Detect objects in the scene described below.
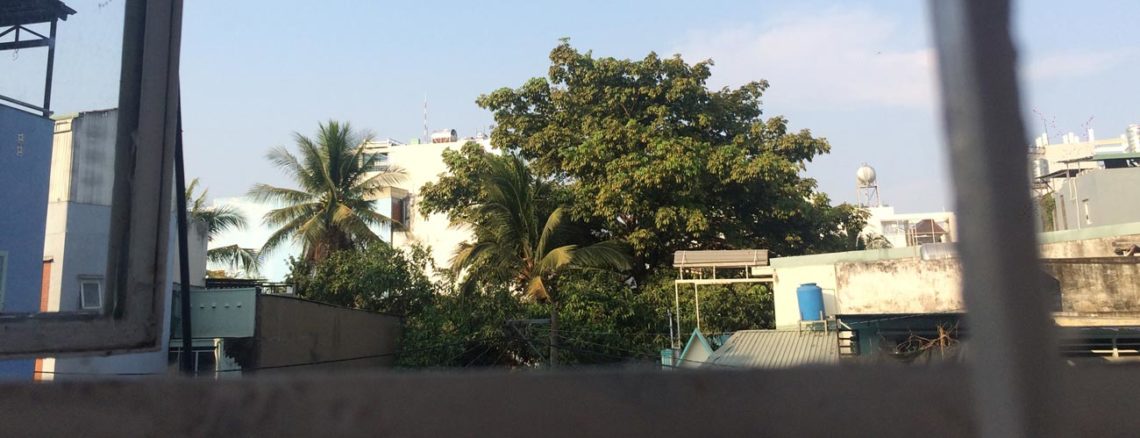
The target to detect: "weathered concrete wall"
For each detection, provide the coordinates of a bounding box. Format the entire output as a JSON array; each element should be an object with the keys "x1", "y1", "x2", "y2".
[
  {"x1": 835, "y1": 259, "x2": 964, "y2": 314},
  {"x1": 253, "y1": 295, "x2": 402, "y2": 372},
  {"x1": 1043, "y1": 260, "x2": 1140, "y2": 314},
  {"x1": 768, "y1": 224, "x2": 1140, "y2": 323},
  {"x1": 48, "y1": 110, "x2": 117, "y2": 206}
]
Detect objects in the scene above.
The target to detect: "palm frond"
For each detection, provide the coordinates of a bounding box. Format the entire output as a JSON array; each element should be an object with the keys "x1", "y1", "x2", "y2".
[
  {"x1": 330, "y1": 202, "x2": 382, "y2": 246},
  {"x1": 568, "y1": 240, "x2": 632, "y2": 271},
  {"x1": 207, "y1": 244, "x2": 261, "y2": 274},
  {"x1": 536, "y1": 206, "x2": 567, "y2": 257},
  {"x1": 525, "y1": 275, "x2": 550, "y2": 301},
  {"x1": 357, "y1": 167, "x2": 407, "y2": 193},
  {"x1": 534, "y1": 244, "x2": 577, "y2": 278}
]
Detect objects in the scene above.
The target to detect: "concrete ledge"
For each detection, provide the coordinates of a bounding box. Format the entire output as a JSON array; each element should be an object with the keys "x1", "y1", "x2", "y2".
[
  {"x1": 1039, "y1": 222, "x2": 1140, "y2": 245},
  {"x1": 1, "y1": 366, "x2": 1139, "y2": 436}
]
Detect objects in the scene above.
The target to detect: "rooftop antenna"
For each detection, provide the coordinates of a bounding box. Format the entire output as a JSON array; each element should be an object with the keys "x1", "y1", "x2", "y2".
[
  {"x1": 423, "y1": 94, "x2": 429, "y2": 144},
  {"x1": 1032, "y1": 108, "x2": 1051, "y2": 141}
]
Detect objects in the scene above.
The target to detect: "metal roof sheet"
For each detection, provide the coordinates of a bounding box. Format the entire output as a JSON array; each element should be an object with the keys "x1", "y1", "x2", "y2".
[
  {"x1": 0, "y1": 0, "x2": 76, "y2": 27},
  {"x1": 673, "y1": 250, "x2": 769, "y2": 268},
  {"x1": 703, "y1": 330, "x2": 838, "y2": 369}
]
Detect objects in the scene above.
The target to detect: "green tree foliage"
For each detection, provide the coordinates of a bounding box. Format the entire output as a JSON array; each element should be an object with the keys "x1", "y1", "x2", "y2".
[
  {"x1": 638, "y1": 273, "x2": 775, "y2": 337},
  {"x1": 287, "y1": 244, "x2": 435, "y2": 316},
  {"x1": 396, "y1": 270, "x2": 775, "y2": 368},
  {"x1": 185, "y1": 178, "x2": 260, "y2": 276},
  {"x1": 473, "y1": 42, "x2": 866, "y2": 278},
  {"x1": 397, "y1": 284, "x2": 532, "y2": 368},
  {"x1": 1037, "y1": 193, "x2": 1056, "y2": 232},
  {"x1": 448, "y1": 154, "x2": 631, "y2": 366},
  {"x1": 249, "y1": 120, "x2": 404, "y2": 263}
]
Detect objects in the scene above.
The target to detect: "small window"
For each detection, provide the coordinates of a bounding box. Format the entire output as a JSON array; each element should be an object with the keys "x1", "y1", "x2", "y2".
[
  {"x1": 80, "y1": 279, "x2": 102, "y2": 311},
  {"x1": 1082, "y1": 199, "x2": 1092, "y2": 225}
]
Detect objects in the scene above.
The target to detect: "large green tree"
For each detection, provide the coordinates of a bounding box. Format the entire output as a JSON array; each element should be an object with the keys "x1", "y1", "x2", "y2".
[
  {"x1": 287, "y1": 244, "x2": 435, "y2": 316},
  {"x1": 449, "y1": 154, "x2": 631, "y2": 367},
  {"x1": 472, "y1": 42, "x2": 865, "y2": 279},
  {"x1": 186, "y1": 178, "x2": 260, "y2": 275},
  {"x1": 249, "y1": 120, "x2": 404, "y2": 263}
]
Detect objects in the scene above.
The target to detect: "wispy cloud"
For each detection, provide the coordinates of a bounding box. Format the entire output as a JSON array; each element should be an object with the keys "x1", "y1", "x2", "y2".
[
  {"x1": 672, "y1": 8, "x2": 937, "y2": 110},
  {"x1": 1025, "y1": 49, "x2": 1134, "y2": 81}
]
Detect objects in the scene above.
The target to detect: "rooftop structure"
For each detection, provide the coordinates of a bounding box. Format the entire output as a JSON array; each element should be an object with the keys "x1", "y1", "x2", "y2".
[
  {"x1": 0, "y1": 0, "x2": 76, "y2": 116},
  {"x1": 863, "y1": 206, "x2": 957, "y2": 248}
]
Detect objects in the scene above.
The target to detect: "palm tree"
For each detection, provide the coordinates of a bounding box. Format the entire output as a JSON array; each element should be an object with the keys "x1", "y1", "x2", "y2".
[
  {"x1": 451, "y1": 155, "x2": 630, "y2": 367},
  {"x1": 249, "y1": 120, "x2": 404, "y2": 263},
  {"x1": 185, "y1": 178, "x2": 260, "y2": 275}
]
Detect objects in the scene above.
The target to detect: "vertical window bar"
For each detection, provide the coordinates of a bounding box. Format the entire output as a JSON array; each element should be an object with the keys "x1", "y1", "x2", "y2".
[{"x1": 930, "y1": 1, "x2": 1061, "y2": 437}]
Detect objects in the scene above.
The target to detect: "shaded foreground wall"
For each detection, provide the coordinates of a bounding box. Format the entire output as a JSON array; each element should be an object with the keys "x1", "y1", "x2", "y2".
[{"x1": 253, "y1": 295, "x2": 402, "y2": 372}]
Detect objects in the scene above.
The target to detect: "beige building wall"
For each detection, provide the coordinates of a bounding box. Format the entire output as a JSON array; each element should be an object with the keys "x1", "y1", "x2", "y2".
[
  {"x1": 362, "y1": 137, "x2": 492, "y2": 272},
  {"x1": 835, "y1": 259, "x2": 964, "y2": 315}
]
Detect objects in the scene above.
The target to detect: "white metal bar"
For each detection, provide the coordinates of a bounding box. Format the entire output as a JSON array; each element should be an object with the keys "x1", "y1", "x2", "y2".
[
  {"x1": 674, "y1": 278, "x2": 774, "y2": 285},
  {"x1": 930, "y1": 1, "x2": 1061, "y2": 436},
  {"x1": 693, "y1": 283, "x2": 701, "y2": 332},
  {"x1": 673, "y1": 276, "x2": 681, "y2": 348}
]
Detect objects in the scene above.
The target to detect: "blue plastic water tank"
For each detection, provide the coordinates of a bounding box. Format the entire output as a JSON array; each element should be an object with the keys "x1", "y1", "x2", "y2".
[{"x1": 796, "y1": 283, "x2": 825, "y2": 321}]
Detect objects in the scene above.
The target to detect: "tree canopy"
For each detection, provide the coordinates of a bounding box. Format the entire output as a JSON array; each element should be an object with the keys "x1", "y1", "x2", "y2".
[
  {"x1": 288, "y1": 244, "x2": 436, "y2": 316},
  {"x1": 430, "y1": 42, "x2": 865, "y2": 280}
]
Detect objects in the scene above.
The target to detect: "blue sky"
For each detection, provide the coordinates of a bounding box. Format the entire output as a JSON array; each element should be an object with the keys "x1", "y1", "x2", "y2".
[
  {"x1": 4, "y1": 0, "x2": 1138, "y2": 277},
  {"x1": 171, "y1": 0, "x2": 1137, "y2": 212}
]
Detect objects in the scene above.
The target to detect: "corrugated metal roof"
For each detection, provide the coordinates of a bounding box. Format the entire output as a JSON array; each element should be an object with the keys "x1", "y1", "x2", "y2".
[
  {"x1": 704, "y1": 330, "x2": 838, "y2": 369},
  {"x1": 0, "y1": 0, "x2": 76, "y2": 27},
  {"x1": 673, "y1": 250, "x2": 769, "y2": 268}
]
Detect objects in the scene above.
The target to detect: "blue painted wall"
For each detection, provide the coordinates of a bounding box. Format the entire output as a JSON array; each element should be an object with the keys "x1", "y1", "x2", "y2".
[{"x1": 0, "y1": 105, "x2": 54, "y2": 379}]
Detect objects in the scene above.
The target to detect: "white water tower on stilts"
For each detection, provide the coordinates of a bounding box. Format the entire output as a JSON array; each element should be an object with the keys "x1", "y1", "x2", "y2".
[{"x1": 856, "y1": 164, "x2": 881, "y2": 208}]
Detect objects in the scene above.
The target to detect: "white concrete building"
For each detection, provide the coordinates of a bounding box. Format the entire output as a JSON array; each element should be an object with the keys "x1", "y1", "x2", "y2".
[
  {"x1": 362, "y1": 130, "x2": 492, "y2": 272},
  {"x1": 1030, "y1": 124, "x2": 1140, "y2": 231},
  {"x1": 1029, "y1": 125, "x2": 1137, "y2": 183},
  {"x1": 862, "y1": 206, "x2": 957, "y2": 249}
]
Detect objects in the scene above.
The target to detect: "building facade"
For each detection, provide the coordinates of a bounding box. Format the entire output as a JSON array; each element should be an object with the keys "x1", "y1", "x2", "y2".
[
  {"x1": 0, "y1": 104, "x2": 55, "y2": 379},
  {"x1": 35, "y1": 109, "x2": 207, "y2": 380},
  {"x1": 1031, "y1": 124, "x2": 1140, "y2": 231},
  {"x1": 361, "y1": 130, "x2": 492, "y2": 272},
  {"x1": 862, "y1": 206, "x2": 957, "y2": 248}
]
